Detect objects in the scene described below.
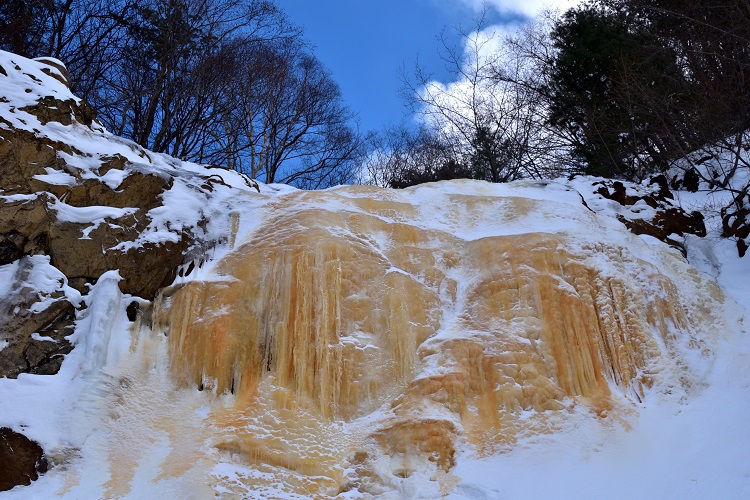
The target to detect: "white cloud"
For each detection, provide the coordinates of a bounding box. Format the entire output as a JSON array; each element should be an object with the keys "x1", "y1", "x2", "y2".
[
  {"x1": 411, "y1": 2, "x2": 578, "y2": 171},
  {"x1": 458, "y1": 0, "x2": 581, "y2": 18}
]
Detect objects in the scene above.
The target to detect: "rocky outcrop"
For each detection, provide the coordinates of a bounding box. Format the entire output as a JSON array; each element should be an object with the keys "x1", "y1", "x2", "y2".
[
  {"x1": 670, "y1": 167, "x2": 701, "y2": 192},
  {"x1": 0, "y1": 256, "x2": 77, "y2": 378},
  {"x1": 0, "y1": 102, "x2": 187, "y2": 298},
  {"x1": 19, "y1": 95, "x2": 97, "y2": 127},
  {"x1": 0, "y1": 100, "x2": 190, "y2": 384},
  {"x1": 0, "y1": 428, "x2": 47, "y2": 492},
  {"x1": 0, "y1": 49, "x2": 255, "y2": 493},
  {"x1": 721, "y1": 190, "x2": 750, "y2": 257},
  {"x1": 590, "y1": 175, "x2": 706, "y2": 255},
  {"x1": 0, "y1": 51, "x2": 234, "y2": 391}
]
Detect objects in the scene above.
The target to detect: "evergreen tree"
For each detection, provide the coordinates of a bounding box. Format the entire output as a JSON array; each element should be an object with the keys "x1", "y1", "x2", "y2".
[
  {"x1": 547, "y1": 5, "x2": 687, "y2": 179},
  {"x1": 547, "y1": 0, "x2": 750, "y2": 180}
]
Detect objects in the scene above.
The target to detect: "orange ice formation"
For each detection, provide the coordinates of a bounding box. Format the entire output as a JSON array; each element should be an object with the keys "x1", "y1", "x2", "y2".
[{"x1": 154, "y1": 180, "x2": 723, "y2": 497}]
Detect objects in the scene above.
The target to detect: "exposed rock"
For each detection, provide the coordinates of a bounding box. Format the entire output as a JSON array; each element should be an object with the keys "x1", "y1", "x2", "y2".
[
  {"x1": 721, "y1": 191, "x2": 750, "y2": 257},
  {"x1": 0, "y1": 128, "x2": 72, "y2": 196},
  {"x1": 2, "y1": 299, "x2": 75, "y2": 377},
  {"x1": 126, "y1": 301, "x2": 140, "y2": 321},
  {"x1": 671, "y1": 167, "x2": 701, "y2": 192},
  {"x1": 595, "y1": 176, "x2": 674, "y2": 208},
  {"x1": 46, "y1": 226, "x2": 190, "y2": 298},
  {"x1": 0, "y1": 49, "x2": 258, "y2": 383},
  {"x1": 0, "y1": 184, "x2": 186, "y2": 299},
  {"x1": 0, "y1": 428, "x2": 47, "y2": 491},
  {"x1": 0, "y1": 256, "x2": 76, "y2": 378},
  {"x1": 621, "y1": 208, "x2": 706, "y2": 251},
  {"x1": 0, "y1": 233, "x2": 25, "y2": 263},
  {"x1": 0, "y1": 196, "x2": 52, "y2": 265},
  {"x1": 19, "y1": 96, "x2": 96, "y2": 127},
  {"x1": 0, "y1": 104, "x2": 190, "y2": 298},
  {"x1": 592, "y1": 175, "x2": 706, "y2": 255},
  {"x1": 63, "y1": 165, "x2": 171, "y2": 210}
]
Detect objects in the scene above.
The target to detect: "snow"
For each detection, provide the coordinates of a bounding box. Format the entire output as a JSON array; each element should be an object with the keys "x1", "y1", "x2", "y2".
[
  {"x1": 449, "y1": 331, "x2": 750, "y2": 500},
  {"x1": 1, "y1": 49, "x2": 749, "y2": 499},
  {"x1": 4, "y1": 175, "x2": 750, "y2": 498},
  {"x1": 32, "y1": 168, "x2": 77, "y2": 187},
  {"x1": 50, "y1": 198, "x2": 138, "y2": 224},
  {"x1": 0, "y1": 255, "x2": 82, "y2": 314},
  {"x1": 0, "y1": 52, "x2": 77, "y2": 113}
]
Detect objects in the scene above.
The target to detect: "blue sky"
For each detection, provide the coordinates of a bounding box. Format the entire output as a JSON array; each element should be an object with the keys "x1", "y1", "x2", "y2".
[
  {"x1": 281, "y1": 1, "x2": 578, "y2": 133},
  {"x1": 281, "y1": 1, "x2": 509, "y2": 133}
]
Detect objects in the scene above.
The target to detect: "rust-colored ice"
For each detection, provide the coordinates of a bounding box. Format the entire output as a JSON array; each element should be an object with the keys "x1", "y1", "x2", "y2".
[{"x1": 153, "y1": 184, "x2": 721, "y2": 496}]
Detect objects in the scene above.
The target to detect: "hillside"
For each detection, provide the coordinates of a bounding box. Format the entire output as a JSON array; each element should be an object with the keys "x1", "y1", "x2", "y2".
[{"x1": 1, "y1": 50, "x2": 749, "y2": 499}]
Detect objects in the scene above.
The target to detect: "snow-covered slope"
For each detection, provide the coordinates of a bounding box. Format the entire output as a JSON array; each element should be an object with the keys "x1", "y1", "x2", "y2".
[{"x1": 1, "y1": 50, "x2": 749, "y2": 499}]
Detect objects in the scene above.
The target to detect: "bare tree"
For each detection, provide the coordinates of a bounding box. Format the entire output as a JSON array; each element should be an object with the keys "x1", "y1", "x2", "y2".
[
  {"x1": 206, "y1": 36, "x2": 363, "y2": 187},
  {"x1": 98, "y1": 1, "x2": 285, "y2": 151},
  {"x1": 497, "y1": 11, "x2": 574, "y2": 178},
  {"x1": 1, "y1": 0, "x2": 363, "y2": 189},
  {"x1": 400, "y1": 11, "x2": 557, "y2": 184},
  {"x1": 0, "y1": 0, "x2": 136, "y2": 103},
  {"x1": 0, "y1": 0, "x2": 55, "y2": 58},
  {"x1": 357, "y1": 125, "x2": 460, "y2": 188}
]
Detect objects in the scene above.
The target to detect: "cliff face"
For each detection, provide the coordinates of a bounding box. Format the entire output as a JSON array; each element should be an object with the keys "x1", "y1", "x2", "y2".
[
  {"x1": 0, "y1": 49, "x2": 742, "y2": 498},
  {"x1": 153, "y1": 183, "x2": 724, "y2": 497},
  {"x1": 0, "y1": 51, "x2": 255, "y2": 492},
  {"x1": 0, "y1": 50, "x2": 255, "y2": 380}
]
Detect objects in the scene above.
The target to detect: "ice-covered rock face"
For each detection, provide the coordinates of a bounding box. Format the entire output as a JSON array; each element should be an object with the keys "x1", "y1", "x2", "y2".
[
  {"x1": 154, "y1": 181, "x2": 724, "y2": 497},
  {"x1": 0, "y1": 48, "x2": 737, "y2": 497},
  {"x1": 0, "y1": 49, "x2": 256, "y2": 382}
]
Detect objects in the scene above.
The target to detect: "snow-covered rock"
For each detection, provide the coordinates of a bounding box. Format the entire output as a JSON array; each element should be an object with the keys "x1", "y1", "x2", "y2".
[{"x1": 0, "y1": 50, "x2": 259, "y2": 385}]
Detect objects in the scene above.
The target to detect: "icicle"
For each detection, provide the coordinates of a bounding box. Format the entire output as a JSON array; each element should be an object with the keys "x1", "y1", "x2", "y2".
[{"x1": 149, "y1": 186, "x2": 722, "y2": 496}]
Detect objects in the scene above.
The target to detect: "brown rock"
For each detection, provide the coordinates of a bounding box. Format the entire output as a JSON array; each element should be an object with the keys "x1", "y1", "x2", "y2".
[
  {"x1": 46, "y1": 217, "x2": 189, "y2": 298},
  {"x1": 0, "y1": 196, "x2": 51, "y2": 265},
  {"x1": 0, "y1": 428, "x2": 47, "y2": 491},
  {"x1": 19, "y1": 96, "x2": 96, "y2": 127},
  {"x1": 0, "y1": 128, "x2": 71, "y2": 196},
  {"x1": 721, "y1": 191, "x2": 750, "y2": 257},
  {"x1": 0, "y1": 66, "x2": 205, "y2": 379},
  {"x1": 1, "y1": 124, "x2": 189, "y2": 298},
  {"x1": 593, "y1": 176, "x2": 706, "y2": 255},
  {"x1": 0, "y1": 257, "x2": 75, "y2": 378},
  {"x1": 64, "y1": 171, "x2": 171, "y2": 210}
]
